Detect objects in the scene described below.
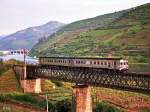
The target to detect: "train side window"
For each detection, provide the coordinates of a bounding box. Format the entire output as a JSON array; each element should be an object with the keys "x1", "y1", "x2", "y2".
[
  {"x1": 94, "y1": 61, "x2": 96, "y2": 64},
  {"x1": 108, "y1": 62, "x2": 111, "y2": 67},
  {"x1": 104, "y1": 62, "x2": 107, "y2": 65},
  {"x1": 97, "y1": 61, "x2": 99, "y2": 64},
  {"x1": 81, "y1": 61, "x2": 85, "y2": 64},
  {"x1": 90, "y1": 61, "x2": 92, "y2": 64},
  {"x1": 101, "y1": 62, "x2": 103, "y2": 65},
  {"x1": 83, "y1": 61, "x2": 86, "y2": 64},
  {"x1": 114, "y1": 61, "x2": 116, "y2": 65}
]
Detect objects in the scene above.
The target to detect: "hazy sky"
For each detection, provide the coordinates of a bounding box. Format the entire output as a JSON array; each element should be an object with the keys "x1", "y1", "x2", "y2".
[{"x1": 0, "y1": 0, "x2": 149, "y2": 35}]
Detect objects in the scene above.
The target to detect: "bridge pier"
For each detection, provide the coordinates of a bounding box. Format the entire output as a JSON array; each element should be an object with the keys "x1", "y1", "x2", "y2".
[
  {"x1": 72, "y1": 85, "x2": 92, "y2": 112},
  {"x1": 20, "y1": 78, "x2": 41, "y2": 93}
]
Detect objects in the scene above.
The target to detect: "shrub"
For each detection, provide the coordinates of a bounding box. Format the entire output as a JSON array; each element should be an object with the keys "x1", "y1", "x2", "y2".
[
  {"x1": 51, "y1": 80, "x2": 63, "y2": 87},
  {"x1": 95, "y1": 102, "x2": 120, "y2": 112},
  {"x1": 55, "y1": 99, "x2": 71, "y2": 112},
  {"x1": 140, "y1": 107, "x2": 150, "y2": 112}
]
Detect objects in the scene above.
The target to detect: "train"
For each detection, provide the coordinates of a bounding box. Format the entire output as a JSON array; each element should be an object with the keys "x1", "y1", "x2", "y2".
[{"x1": 39, "y1": 57, "x2": 129, "y2": 71}]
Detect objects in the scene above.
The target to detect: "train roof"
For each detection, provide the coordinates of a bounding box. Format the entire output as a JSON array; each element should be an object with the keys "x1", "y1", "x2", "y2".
[{"x1": 39, "y1": 57, "x2": 123, "y2": 60}]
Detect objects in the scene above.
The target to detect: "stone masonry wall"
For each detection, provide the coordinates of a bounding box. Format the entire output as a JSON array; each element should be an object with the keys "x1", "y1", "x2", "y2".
[
  {"x1": 20, "y1": 78, "x2": 41, "y2": 93},
  {"x1": 73, "y1": 85, "x2": 92, "y2": 112}
]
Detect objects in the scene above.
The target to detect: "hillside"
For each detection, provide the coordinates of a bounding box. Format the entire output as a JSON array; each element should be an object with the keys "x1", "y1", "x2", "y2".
[
  {"x1": 30, "y1": 3, "x2": 150, "y2": 64},
  {"x1": 30, "y1": 10, "x2": 129, "y2": 56},
  {"x1": 0, "y1": 69, "x2": 22, "y2": 93},
  {"x1": 0, "y1": 21, "x2": 64, "y2": 50},
  {"x1": 57, "y1": 10, "x2": 129, "y2": 33}
]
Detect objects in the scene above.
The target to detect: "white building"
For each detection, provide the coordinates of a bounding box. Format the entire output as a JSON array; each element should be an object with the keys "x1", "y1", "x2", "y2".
[{"x1": 0, "y1": 49, "x2": 29, "y2": 55}]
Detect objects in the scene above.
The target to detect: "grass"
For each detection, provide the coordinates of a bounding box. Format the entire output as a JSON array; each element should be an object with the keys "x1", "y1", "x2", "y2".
[
  {"x1": 0, "y1": 68, "x2": 7, "y2": 76},
  {"x1": 95, "y1": 101, "x2": 121, "y2": 112},
  {"x1": 140, "y1": 107, "x2": 150, "y2": 112},
  {"x1": 41, "y1": 79, "x2": 72, "y2": 103},
  {"x1": 0, "y1": 93, "x2": 53, "y2": 110}
]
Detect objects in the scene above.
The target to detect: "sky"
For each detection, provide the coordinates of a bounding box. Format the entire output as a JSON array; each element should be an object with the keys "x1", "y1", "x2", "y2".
[{"x1": 0, "y1": 0, "x2": 150, "y2": 35}]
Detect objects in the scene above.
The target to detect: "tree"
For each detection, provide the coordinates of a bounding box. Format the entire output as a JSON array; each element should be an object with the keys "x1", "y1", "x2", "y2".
[{"x1": 55, "y1": 99, "x2": 71, "y2": 112}]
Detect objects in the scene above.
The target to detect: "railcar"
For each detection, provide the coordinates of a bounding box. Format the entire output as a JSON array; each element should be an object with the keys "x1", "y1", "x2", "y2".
[{"x1": 39, "y1": 57, "x2": 128, "y2": 71}]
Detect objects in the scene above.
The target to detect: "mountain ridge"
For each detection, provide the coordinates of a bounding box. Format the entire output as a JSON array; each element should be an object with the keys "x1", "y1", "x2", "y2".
[{"x1": 0, "y1": 21, "x2": 65, "y2": 50}]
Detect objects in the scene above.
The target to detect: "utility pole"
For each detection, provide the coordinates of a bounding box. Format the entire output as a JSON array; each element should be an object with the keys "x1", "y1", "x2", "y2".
[
  {"x1": 46, "y1": 93, "x2": 49, "y2": 112},
  {"x1": 23, "y1": 48, "x2": 27, "y2": 93},
  {"x1": 24, "y1": 48, "x2": 26, "y2": 79}
]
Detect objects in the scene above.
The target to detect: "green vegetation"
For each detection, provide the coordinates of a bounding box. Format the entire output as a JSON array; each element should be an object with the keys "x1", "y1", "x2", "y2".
[
  {"x1": 95, "y1": 102, "x2": 120, "y2": 112},
  {"x1": 0, "y1": 68, "x2": 7, "y2": 76},
  {"x1": 57, "y1": 10, "x2": 128, "y2": 33},
  {"x1": 55, "y1": 99, "x2": 71, "y2": 112},
  {"x1": 140, "y1": 107, "x2": 150, "y2": 112},
  {"x1": 0, "y1": 90, "x2": 71, "y2": 111},
  {"x1": 0, "y1": 93, "x2": 55, "y2": 112}
]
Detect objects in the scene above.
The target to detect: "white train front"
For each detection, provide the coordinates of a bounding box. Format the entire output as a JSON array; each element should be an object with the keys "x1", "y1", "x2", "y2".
[{"x1": 39, "y1": 57, "x2": 129, "y2": 71}]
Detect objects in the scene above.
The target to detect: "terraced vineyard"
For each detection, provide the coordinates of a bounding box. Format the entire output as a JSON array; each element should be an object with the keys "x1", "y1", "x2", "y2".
[
  {"x1": 0, "y1": 69, "x2": 22, "y2": 93},
  {"x1": 41, "y1": 79, "x2": 72, "y2": 103},
  {"x1": 92, "y1": 87, "x2": 150, "y2": 112}
]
